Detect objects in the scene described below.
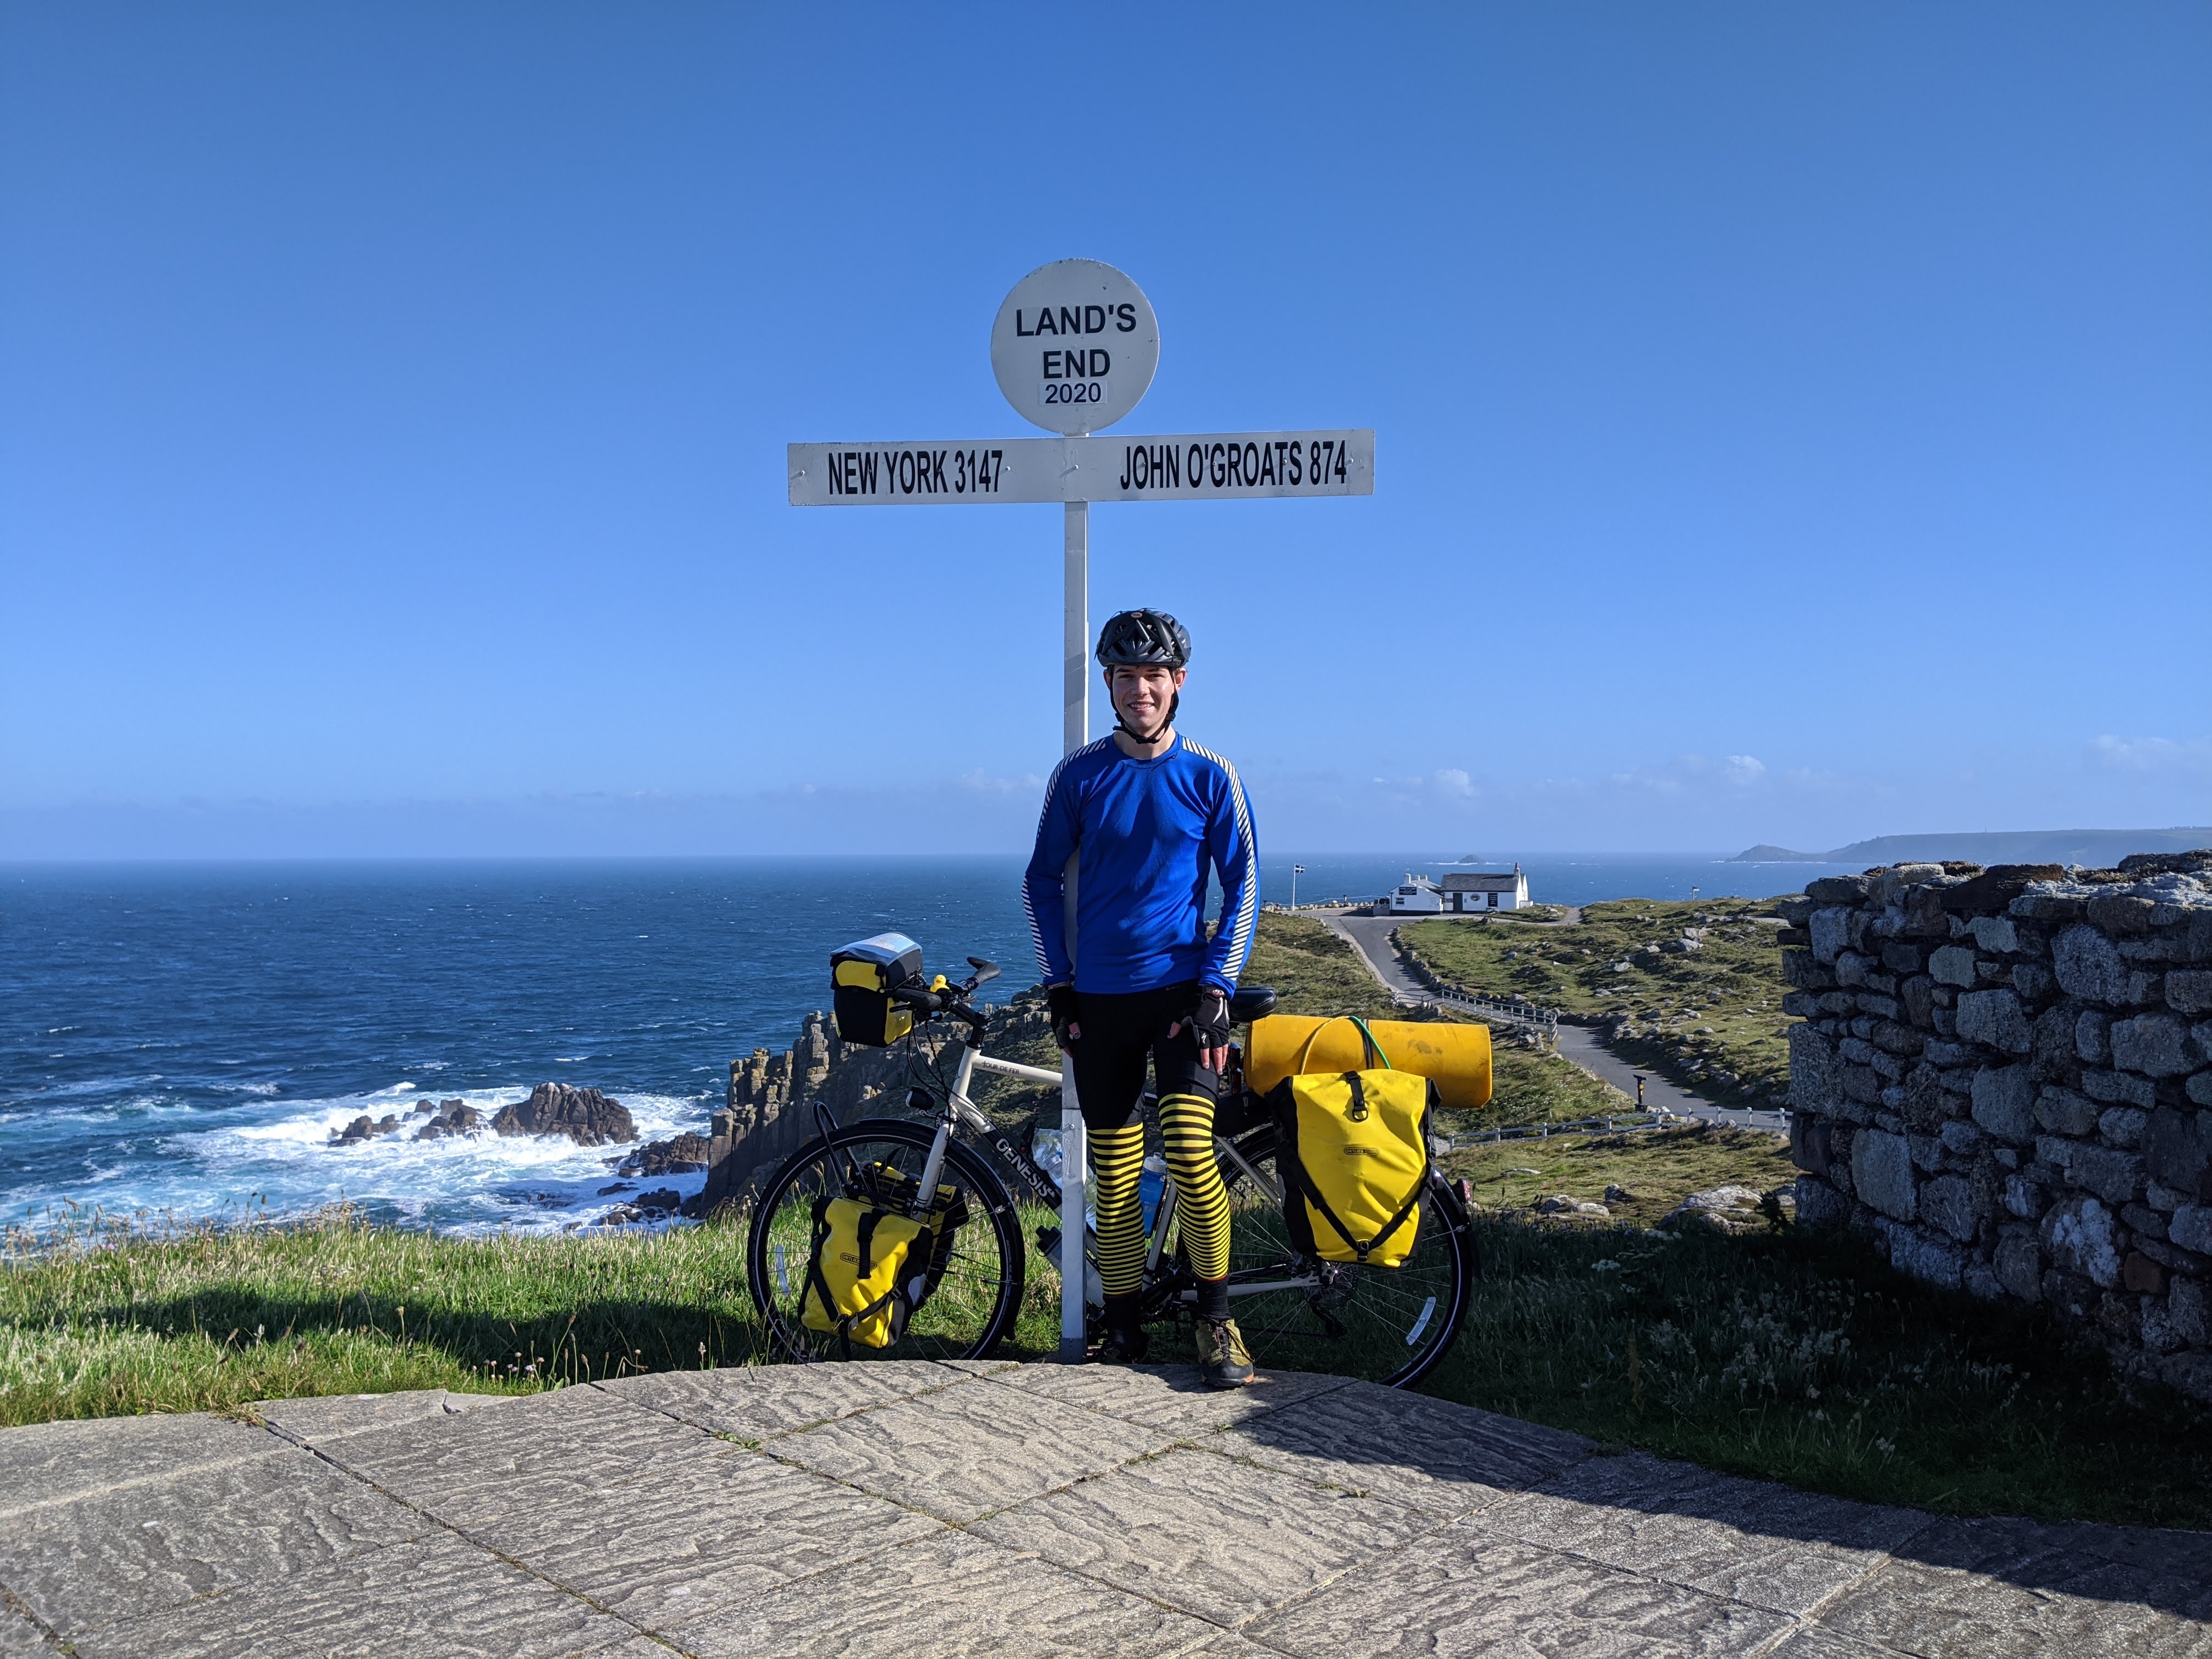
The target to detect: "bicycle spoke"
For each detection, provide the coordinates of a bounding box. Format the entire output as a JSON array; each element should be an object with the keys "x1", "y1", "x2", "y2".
[
  {"x1": 1199, "y1": 1150, "x2": 1469, "y2": 1386},
  {"x1": 747, "y1": 1124, "x2": 1024, "y2": 1365}
]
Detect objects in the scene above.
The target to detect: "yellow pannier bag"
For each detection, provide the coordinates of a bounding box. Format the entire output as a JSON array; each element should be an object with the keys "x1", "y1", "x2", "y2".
[
  {"x1": 798, "y1": 1196, "x2": 935, "y2": 1350},
  {"x1": 1265, "y1": 1017, "x2": 1435, "y2": 1267},
  {"x1": 1248, "y1": 1014, "x2": 1491, "y2": 1111}
]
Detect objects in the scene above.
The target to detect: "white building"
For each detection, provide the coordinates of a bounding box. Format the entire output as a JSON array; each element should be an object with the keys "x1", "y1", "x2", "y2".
[
  {"x1": 1384, "y1": 866, "x2": 1530, "y2": 913},
  {"x1": 1384, "y1": 874, "x2": 1444, "y2": 913},
  {"x1": 1442, "y1": 866, "x2": 1529, "y2": 912}
]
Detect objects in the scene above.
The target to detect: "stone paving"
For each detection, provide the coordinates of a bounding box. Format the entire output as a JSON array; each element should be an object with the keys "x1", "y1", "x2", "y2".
[{"x1": 3, "y1": 1362, "x2": 2208, "y2": 1657}]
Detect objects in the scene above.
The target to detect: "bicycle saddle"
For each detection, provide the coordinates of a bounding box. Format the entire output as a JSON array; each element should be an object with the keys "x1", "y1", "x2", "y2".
[{"x1": 1229, "y1": 985, "x2": 1278, "y2": 1023}]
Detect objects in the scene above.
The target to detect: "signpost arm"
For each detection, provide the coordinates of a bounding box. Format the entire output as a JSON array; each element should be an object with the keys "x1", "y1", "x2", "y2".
[{"x1": 1058, "y1": 499, "x2": 1088, "y2": 1362}]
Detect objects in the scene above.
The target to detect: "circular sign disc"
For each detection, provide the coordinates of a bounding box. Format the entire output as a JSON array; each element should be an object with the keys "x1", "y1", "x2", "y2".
[{"x1": 991, "y1": 259, "x2": 1159, "y2": 435}]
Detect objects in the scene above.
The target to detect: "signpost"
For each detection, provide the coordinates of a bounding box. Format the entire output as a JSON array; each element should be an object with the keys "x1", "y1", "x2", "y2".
[{"x1": 789, "y1": 258, "x2": 1373, "y2": 1361}]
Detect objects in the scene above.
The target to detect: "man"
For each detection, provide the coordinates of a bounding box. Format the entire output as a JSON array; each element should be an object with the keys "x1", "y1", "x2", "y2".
[{"x1": 1023, "y1": 608, "x2": 1260, "y2": 1387}]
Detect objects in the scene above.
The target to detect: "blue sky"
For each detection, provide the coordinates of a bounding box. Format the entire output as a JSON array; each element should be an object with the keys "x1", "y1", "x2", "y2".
[{"x1": 3, "y1": 4, "x2": 2207, "y2": 859}]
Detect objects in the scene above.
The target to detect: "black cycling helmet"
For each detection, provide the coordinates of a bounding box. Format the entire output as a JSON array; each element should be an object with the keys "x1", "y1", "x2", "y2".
[{"x1": 1095, "y1": 608, "x2": 1191, "y2": 669}]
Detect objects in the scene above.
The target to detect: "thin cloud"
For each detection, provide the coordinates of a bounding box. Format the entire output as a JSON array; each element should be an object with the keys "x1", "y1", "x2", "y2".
[{"x1": 2089, "y1": 735, "x2": 2212, "y2": 775}]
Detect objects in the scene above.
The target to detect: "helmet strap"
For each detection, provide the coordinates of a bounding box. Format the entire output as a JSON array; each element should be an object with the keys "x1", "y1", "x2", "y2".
[{"x1": 1114, "y1": 690, "x2": 1179, "y2": 747}]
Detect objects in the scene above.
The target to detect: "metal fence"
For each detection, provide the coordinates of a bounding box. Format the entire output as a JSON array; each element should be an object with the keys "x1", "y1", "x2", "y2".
[
  {"x1": 1434, "y1": 1105, "x2": 1790, "y2": 1149},
  {"x1": 1386, "y1": 984, "x2": 1561, "y2": 1042}
]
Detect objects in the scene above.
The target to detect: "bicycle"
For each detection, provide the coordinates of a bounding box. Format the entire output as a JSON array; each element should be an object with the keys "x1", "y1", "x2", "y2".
[{"x1": 743, "y1": 951, "x2": 1477, "y2": 1387}]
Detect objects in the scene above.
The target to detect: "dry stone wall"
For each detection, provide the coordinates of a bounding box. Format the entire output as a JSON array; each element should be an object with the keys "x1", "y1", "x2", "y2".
[{"x1": 1782, "y1": 851, "x2": 2212, "y2": 1400}]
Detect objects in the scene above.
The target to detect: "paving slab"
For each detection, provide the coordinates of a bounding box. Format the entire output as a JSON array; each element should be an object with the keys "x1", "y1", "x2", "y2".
[
  {"x1": 0, "y1": 1413, "x2": 270, "y2": 1518},
  {"x1": 1893, "y1": 1511, "x2": 2212, "y2": 1607},
  {"x1": 466, "y1": 1446, "x2": 945, "y2": 1633},
  {"x1": 769, "y1": 1372, "x2": 1171, "y2": 1522},
  {"x1": 251, "y1": 1386, "x2": 518, "y2": 1446},
  {"x1": 66, "y1": 1536, "x2": 660, "y2": 1659},
  {"x1": 1158, "y1": 1634, "x2": 1290, "y2": 1659},
  {"x1": 1760, "y1": 1630, "x2": 1910, "y2": 1658},
  {"x1": 1496, "y1": 1451, "x2": 1932, "y2": 1617},
  {"x1": 0, "y1": 1444, "x2": 425, "y2": 1635},
  {"x1": 596, "y1": 1359, "x2": 972, "y2": 1443},
  {"x1": 1819, "y1": 1543, "x2": 2212, "y2": 1658},
  {"x1": 1208, "y1": 1378, "x2": 1590, "y2": 1516},
  {"x1": 0, "y1": 1599, "x2": 59, "y2": 1657},
  {"x1": 989, "y1": 1360, "x2": 1353, "y2": 1436},
  {"x1": 663, "y1": 1526, "x2": 1229, "y2": 1659},
  {"x1": 3, "y1": 1363, "x2": 2208, "y2": 1656},
  {"x1": 309, "y1": 1378, "x2": 730, "y2": 1530},
  {"x1": 1246, "y1": 1529, "x2": 1796, "y2": 1658},
  {"x1": 970, "y1": 1444, "x2": 1435, "y2": 1627}
]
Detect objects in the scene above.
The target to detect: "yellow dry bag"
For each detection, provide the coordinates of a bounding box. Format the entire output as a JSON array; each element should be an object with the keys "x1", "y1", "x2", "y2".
[
  {"x1": 1266, "y1": 1017, "x2": 1435, "y2": 1267},
  {"x1": 798, "y1": 1196, "x2": 935, "y2": 1350},
  {"x1": 1248, "y1": 1014, "x2": 1492, "y2": 1110}
]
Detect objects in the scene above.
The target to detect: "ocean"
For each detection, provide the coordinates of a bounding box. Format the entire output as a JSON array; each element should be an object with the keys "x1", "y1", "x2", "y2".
[{"x1": 2, "y1": 853, "x2": 1846, "y2": 1234}]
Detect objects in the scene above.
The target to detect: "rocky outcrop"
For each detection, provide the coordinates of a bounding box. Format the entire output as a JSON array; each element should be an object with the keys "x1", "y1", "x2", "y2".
[
  {"x1": 1784, "y1": 850, "x2": 2212, "y2": 1401},
  {"x1": 1534, "y1": 1194, "x2": 1610, "y2": 1218},
  {"x1": 330, "y1": 1113, "x2": 403, "y2": 1146},
  {"x1": 618, "y1": 1132, "x2": 711, "y2": 1177},
  {"x1": 1656, "y1": 1184, "x2": 1790, "y2": 1235},
  {"x1": 602, "y1": 1187, "x2": 686, "y2": 1224},
  {"x1": 413, "y1": 1100, "x2": 483, "y2": 1140},
  {"x1": 689, "y1": 1013, "x2": 952, "y2": 1217},
  {"x1": 492, "y1": 1084, "x2": 638, "y2": 1147}
]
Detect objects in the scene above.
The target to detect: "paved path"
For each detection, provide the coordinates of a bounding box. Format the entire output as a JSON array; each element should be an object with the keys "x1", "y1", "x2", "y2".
[
  {"x1": 1318, "y1": 911, "x2": 1778, "y2": 1130},
  {"x1": 3, "y1": 1363, "x2": 2205, "y2": 1657},
  {"x1": 1548, "y1": 1024, "x2": 1789, "y2": 1132}
]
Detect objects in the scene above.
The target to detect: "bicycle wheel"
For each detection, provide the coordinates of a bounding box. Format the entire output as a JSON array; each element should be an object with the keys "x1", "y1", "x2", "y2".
[
  {"x1": 747, "y1": 1119, "x2": 1026, "y2": 1363},
  {"x1": 1210, "y1": 1126, "x2": 1474, "y2": 1388}
]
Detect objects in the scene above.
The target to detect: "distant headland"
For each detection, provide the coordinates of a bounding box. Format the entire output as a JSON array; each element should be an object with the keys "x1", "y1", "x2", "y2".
[{"x1": 1730, "y1": 827, "x2": 2212, "y2": 866}]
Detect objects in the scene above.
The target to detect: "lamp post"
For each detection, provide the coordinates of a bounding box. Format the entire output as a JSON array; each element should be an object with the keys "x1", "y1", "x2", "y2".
[{"x1": 1291, "y1": 864, "x2": 1305, "y2": 911}]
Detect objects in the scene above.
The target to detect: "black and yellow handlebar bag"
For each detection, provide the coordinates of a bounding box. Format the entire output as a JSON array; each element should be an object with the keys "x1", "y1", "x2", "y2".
[
  {"x1": 1266, "y1": 1016, "x2": 1435, "y2": 1268},
  {"x1": 831, "y1": 932, "x2": 926, "y2": 1048},
  {"x1": 798, "y1": 1195, "x2": 935, "y2": 1351}
]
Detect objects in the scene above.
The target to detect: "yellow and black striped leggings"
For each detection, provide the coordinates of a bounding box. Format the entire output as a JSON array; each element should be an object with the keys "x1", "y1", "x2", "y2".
[{"x1": 1065, "y1": 983, "x2": 1232, "y2": 1307}]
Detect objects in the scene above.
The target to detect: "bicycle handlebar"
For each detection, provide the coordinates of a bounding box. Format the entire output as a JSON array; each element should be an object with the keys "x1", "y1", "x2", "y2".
[{"x1": 891, "y1": 979, "x2": 991, "y2": 1035}]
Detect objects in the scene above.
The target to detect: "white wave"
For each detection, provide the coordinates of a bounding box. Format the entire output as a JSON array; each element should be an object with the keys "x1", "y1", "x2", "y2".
[{"x1": 7, "y1": 1080, "x2": 718, "y2": 1239}]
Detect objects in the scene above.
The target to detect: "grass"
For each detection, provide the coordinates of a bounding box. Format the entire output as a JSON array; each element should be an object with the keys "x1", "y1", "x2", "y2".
[
  {"x1": 1244, "y1": 910, "x2": 1404, "y2": 1022},
  {"x1": 10, "y1": 1195, "x2": 2209, "y2": 1530},
  {"x1": 0, "y1": 1206, "x2": 765, "y2": 1426},
  {"x1": 1402, "y1": 898, "x2": 1795, "y2": 1105},
  {"x1": 1441, "y1": 1124, "x2": 1799, "y2": 1231},
  {"x1": 1427, "y1": 1216, "x2": 2212, "y2": 1530}
]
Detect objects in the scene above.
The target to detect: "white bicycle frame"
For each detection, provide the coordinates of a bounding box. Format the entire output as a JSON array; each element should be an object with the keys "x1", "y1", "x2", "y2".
[{"x1": 909, "y1": 1039, "x2": 1299, "y2": 1307}]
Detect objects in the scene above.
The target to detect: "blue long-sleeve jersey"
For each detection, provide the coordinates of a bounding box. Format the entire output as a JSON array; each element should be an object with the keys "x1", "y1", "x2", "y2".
[{"x1": 1023, "y1": 733, "x2": 1260, "y2": 996}]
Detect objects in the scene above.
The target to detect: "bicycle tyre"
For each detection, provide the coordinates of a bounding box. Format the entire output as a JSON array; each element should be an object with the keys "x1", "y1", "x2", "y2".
[
  {"x1": 1210, "y1": 1126, "x2": 1475, "y2": 1389},
  {"x1": 746, "y1": 1119, "x2": 1026, "y2": 1364}
]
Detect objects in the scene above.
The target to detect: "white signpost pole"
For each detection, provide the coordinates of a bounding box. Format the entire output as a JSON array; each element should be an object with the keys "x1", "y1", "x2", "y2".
[
  {"x1": 788, "y1": 259, "x2": 1372, "y2": 1362},
  {"x1": 1058, "y1": 497, "x2": 1087, "y2": 1361}
]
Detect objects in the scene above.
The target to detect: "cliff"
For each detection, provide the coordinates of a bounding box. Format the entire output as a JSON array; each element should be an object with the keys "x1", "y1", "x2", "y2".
[{"x1": 687, "y1": 989, "x2": 1060, "y2": 1217}]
